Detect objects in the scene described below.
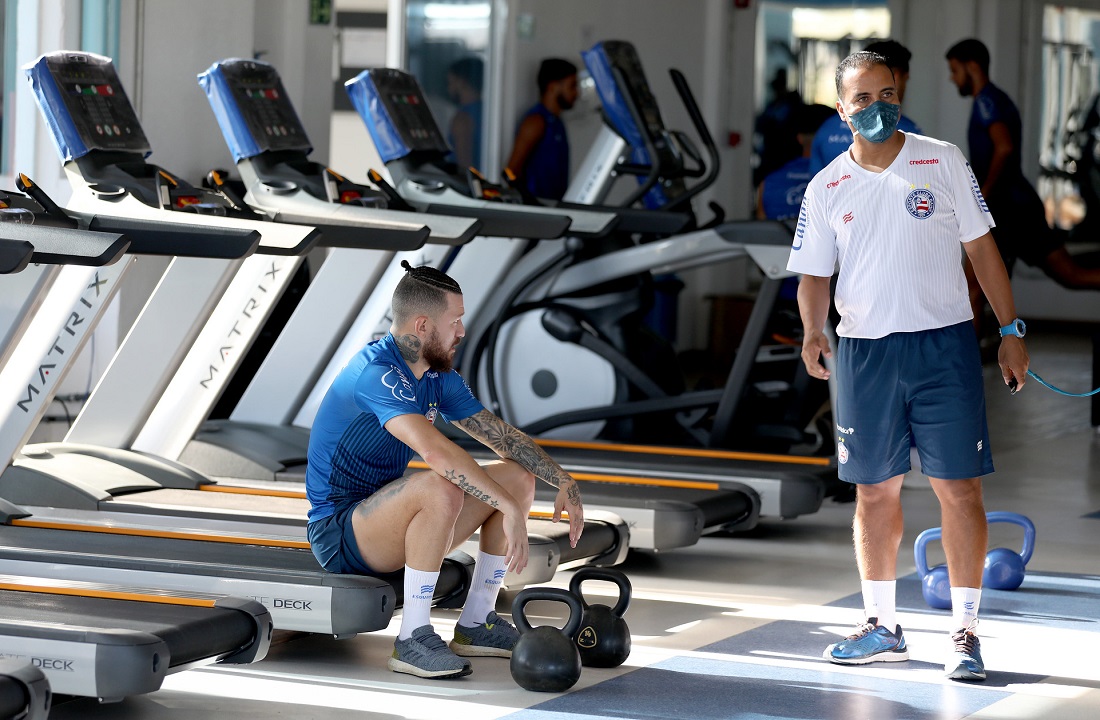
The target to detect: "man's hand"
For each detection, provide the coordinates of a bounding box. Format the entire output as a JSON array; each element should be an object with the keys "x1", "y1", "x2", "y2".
[
  {"x1": 553, "y1": 479, "x2": 585, "y2": 548},
  {"x1": 999, "y1": 336, "x2": 1029, "y2": 392},
  {"x1": 801, "y1": 329, "x2": 833, "y2": 380},
  {"x1": 503, "y1": 511, "x2": 529, "y2": 574}
]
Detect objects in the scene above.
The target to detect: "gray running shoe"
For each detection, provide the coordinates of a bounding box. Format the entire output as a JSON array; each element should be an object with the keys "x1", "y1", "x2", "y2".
[
  {"x1": 388, "y1": 625, "x2": 472, "y2": 678},
  {"x1": 450, "y1": 611, "x2": 519, "y2": 658}
]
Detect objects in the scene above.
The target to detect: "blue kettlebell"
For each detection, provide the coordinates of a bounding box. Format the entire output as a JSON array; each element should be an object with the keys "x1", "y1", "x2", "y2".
[
  {"x1": 982, "y1": 511, "x2": 1036, "y2": 591},
  {"x1": 913, "y1": 526, "x2": 951, "y2": 609}
]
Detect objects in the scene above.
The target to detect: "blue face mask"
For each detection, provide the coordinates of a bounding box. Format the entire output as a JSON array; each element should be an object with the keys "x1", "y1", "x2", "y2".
[{"x1": 847, "y1": 100, "x2": 901, "y2": 144}]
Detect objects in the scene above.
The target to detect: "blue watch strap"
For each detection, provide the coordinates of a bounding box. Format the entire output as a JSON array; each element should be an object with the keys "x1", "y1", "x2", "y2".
[{"x1": 999, "y1": 318, "x2": 1026, "y2": 338}]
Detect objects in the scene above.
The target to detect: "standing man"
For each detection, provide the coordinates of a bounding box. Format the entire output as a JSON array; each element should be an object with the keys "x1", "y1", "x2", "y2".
[
  {"x1": 788, "y1": 51, "x2": 1029, "y2": 682},
  {"x1": 306, "y1": 261, "x2": 585, "y2": 679},
  {"x1": 505, "y1": 58, "x2": 579, "y2": 200},
  {"x1": 809, "y1": 40, "x2": 922, "y2": 176},
  {"x1": 946, "y1": 38, "x2": 1100, "y2": 334}
]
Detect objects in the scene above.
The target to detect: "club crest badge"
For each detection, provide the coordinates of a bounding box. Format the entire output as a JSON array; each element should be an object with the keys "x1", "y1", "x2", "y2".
[
  {"x1": 905, "y1": 188, "x2": 935, "y2": 219},
  {"x1": 837, "y1": 440, "x2": 849, "y2": 465}
]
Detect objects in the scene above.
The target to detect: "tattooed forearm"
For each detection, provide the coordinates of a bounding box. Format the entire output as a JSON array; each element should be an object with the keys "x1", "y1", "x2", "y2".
[
  {"x1": 456, "y1": 409, "x2": 575, "y2": 489},
  {"x1": 396, "y1": 333, "x2": 421, "y2": 364},
  {"x1": 444, "y1": 468, "x2": 500, "y2": 508}
]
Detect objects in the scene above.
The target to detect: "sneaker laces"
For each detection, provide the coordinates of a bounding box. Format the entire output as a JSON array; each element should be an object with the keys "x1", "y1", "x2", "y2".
[
  {"x1": 847, "y1": 619, "x2": 879, "y2": 639},
  {"x1": 413, "y1": 630, "x2": 448, "y2": 652},
  {"x1": 951, "y1": 624, "x2": 979, "y2": 655}
]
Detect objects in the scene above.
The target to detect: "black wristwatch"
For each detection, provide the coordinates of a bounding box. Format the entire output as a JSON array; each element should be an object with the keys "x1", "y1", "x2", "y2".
[{"x1": 999, "y1": 318, "x2": 1026, "y2": 338}]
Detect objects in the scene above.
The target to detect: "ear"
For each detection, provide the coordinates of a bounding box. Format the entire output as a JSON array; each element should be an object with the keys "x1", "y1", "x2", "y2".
[
  {"x1": 412, "y1": 314, "x2": 430, "y2": 335},
  {"x1": 835, "y1": 99, "x2": 848, "y2": 123}
]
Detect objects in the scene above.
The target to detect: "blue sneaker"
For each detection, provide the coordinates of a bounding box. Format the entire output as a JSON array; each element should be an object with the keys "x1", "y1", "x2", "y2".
[
  {"x1": 946, "y1": 622, "x2": 986, "y2": 681},
  {"x1": 825, "y1": 618, "x2": 909, "y2": 665}
]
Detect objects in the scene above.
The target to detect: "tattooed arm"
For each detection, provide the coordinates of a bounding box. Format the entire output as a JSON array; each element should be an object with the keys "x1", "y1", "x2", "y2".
[
  {"x1": 385, "y1": 412, "x2": 529, "y2": 572},
  {"x1": 455, "y1": 409, "x2": 584, "y2": 547}
]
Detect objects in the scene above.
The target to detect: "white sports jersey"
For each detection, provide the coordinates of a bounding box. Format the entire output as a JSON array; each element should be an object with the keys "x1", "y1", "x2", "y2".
[{"x1": 787, "y1": 132, "x2": 995, "y2": 339}]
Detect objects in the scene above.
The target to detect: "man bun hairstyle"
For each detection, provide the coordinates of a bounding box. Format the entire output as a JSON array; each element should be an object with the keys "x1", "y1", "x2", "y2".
[
  {"x1": 835, "y1": 50, "x2": 892, "y2": 98},
  {"x1": 392, "y1": 261, "x2": 462, "y2": 326},
  {"x1": 538, "y1": 58, "x2": 578, "y2": 95},
  {"x1": 945, "y1": 38, "x2": 990, "y2": 76}
]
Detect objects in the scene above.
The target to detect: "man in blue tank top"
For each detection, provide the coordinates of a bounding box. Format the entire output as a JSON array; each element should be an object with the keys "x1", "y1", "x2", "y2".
[
  {"x1": 809, "y1": 40, "x2": 922, "y2": 177},
  {"x1": 505, "y1": 58, "x2": 579, "y2": 200},
  {"x1": 306, "y1": 262, "x2": 586, "y2": 679}
]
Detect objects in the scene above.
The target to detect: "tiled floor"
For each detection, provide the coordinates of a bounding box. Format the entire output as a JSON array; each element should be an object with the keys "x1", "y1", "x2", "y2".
[{"x1": 47, "y1": 330, "x2": 1100, "y2": 719}]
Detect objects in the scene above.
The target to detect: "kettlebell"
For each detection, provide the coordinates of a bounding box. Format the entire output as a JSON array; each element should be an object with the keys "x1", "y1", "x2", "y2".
[
  {"x1": 569, "y1": 567, "x2": 632, "y2": 668},
  {"x1": 982, "y1": 511, "x2": 1036, "y2": 591},
  {"x1": 913, "y1": 526, "x2": 951, "y2": 609},
  {"x1": 509, "y1": 587, "x2": 584, "y2": 693}
]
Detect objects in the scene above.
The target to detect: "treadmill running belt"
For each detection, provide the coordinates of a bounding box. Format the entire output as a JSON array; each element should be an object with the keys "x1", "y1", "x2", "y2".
[{"x1": 0, "y1": 589, "x2": 255, "y2": 666}]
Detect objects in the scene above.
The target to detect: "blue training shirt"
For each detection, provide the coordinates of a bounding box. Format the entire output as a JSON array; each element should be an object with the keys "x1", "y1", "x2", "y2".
[
  {"x1": 519, "y1": 103, "x2": 570, "y2": 200},
  {"x1": 760, "y1": 156, "x2": 811, "y2": 220},
  {"x1": 808, "y1": 113, "x2": 922, "y2": 176},
  {"x1": 305, "y1": 334, "x2": 484, "y2": 523},
  {"x1": 968, "y1": 82, "x2": 1024, "y2": 199}
]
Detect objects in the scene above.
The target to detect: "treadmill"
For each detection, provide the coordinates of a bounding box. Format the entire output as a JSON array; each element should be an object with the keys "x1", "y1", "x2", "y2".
[
  {"x1": 8, "y1": 52, "x2": 622, "y2": 586},
  {"x1": 455, "y1": 40, "x2": 833, "y2": 521},
  {"x1": 0, "y1": 53, "x2": 473, "y2": 631},
  {"x1": 0, "y1": 572, "x2": 269, "y2": 701},
  {"x1": 0, "y1": 659, "x2": 48, "y2": 720}
]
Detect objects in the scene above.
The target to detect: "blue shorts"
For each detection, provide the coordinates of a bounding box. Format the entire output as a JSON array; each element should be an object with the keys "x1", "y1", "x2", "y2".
[
  {"x1": 835, "y1": 321, "x2": 994, "y2": 484},
  {"x1": 307, "y1": 502, "x2": 375, "y2": 575}
]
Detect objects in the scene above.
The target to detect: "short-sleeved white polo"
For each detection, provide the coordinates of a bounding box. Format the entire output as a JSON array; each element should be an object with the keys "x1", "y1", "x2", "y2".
[{"x1": 787, "y1": 132, "x2": 994, "y2": 339}]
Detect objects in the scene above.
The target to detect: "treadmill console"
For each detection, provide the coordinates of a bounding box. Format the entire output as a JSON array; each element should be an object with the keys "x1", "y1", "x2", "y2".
[
  {"x1": 198, "y1": 59, "x2": 312, "y2": 161},
  {"x1": 27, "y1": 52, "x2": 151, "y2": 159},
  {"x1": 582, "y1": 41, "x2": 687, "y2": 206},
  {"x1": 345, "y1": 69, "x2": 450, "y2": 163}
]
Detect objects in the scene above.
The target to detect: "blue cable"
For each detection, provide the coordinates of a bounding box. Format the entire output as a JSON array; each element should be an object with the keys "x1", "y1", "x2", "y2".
[{"x1": 1023, "y1": 369, "x2": 1100, "y2": 397}]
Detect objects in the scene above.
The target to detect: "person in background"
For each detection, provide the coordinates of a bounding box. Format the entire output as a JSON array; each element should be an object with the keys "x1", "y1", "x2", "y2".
[
  {"x1": 757, "y1": 103, "x2": 837, "y2": 221},
  {"x1": 810, "y1": 39, "x2": 922, "y2": 176},
  {"x1": 447, "y1": 57, "x2": 484, "y2": 171},
  {"x1": 505, "y1": 58, "x2": 579, "y2": 200},
  {"x1": 946, "y1": 37, "x2": 1100, "y2": 339}
]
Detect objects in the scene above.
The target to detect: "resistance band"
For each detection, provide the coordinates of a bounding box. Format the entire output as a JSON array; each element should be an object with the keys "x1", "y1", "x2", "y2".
[{"x1": 1011, "y1": 369, "x2": 1100, "y2": 397}]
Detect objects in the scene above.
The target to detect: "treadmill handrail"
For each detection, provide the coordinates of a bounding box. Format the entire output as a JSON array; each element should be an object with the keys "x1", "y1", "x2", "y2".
[
  {"x1": 85, "y1": 215, "x2": 261, "y2": 258},
  {"x1": 0, "y1": 239, "x2": 34, "y2": 274}
]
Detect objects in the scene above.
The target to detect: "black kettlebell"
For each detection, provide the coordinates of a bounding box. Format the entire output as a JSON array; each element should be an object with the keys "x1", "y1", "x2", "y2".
[
  {"x1": 510, "y1": 587, "x2": 584, "y2": 692},
  {"x1": 569, "y1": 567, "x2": 632, "y2": 668}
]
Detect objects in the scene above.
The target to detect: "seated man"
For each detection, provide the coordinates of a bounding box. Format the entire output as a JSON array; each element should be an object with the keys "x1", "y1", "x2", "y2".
[{"x1": 306, "y1": 261, "x2": 585, "y2": 679}]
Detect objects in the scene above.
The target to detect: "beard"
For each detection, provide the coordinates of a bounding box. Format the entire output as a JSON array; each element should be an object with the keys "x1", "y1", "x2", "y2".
[
  {"x1": 956, "y1": 78, "x2": 974, "y2": 97},
  {"x1": 424, "y1": 329, "x2": 460, "y2": 372},
  {"x1": 558, "y1": 91, "x2": 575, "y2": 111}
]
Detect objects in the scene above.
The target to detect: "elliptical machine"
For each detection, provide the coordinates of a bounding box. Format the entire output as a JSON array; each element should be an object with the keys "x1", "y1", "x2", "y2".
[{"x1": 462, "y1": 40, "x2": 829, "y2": 454}]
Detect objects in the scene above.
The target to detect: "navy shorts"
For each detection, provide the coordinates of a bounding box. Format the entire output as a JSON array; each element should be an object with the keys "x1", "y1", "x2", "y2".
[
  {"x1": 835, "y1": 321, "x2": 994, "y2": 484},
  {"x1": 307, "y1": 502, "x2": 375, "y2": 575}
]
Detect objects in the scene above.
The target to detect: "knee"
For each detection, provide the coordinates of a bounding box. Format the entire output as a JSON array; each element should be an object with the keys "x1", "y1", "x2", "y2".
[
  {"x1": 419, "y1": 474, "x2": 466, "y2": 519},
  {"x1": 503, "y1": 461, "x2": 536, "y2": 507},
  {"x1": 935, "y1": 479, "x2": 984, "y2": 509},
  {"x1": 855, "y1": 481, "x2": 901, "y2": 510}
]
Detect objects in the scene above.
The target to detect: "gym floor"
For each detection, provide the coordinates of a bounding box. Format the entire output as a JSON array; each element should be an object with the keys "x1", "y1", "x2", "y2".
[{"x1": 49, "y1": 329, "x2": 1100, "y2": 719}]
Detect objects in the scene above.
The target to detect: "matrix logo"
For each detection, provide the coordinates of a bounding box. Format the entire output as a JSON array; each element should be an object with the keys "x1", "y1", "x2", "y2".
[
  {"x1": 17, "y1": 272, "x2": 110, "y2": 413},
  {"x1": 200, "y1": 261, "x2": 281, "y2": 389}
]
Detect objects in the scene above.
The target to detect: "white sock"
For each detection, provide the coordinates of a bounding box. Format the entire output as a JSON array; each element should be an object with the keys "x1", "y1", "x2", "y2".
[
  {"x1": 950, "y1": 587, "x2": 981, "y2": 630},
  {"x1": 861, "y1": 580, "x2": 897, "y2": 632},
  {"x1": 399, "y1": 566, "x2": 439, "y2": 640},
  {"x1": 458, "y1": 551, "x2": 508, "y2": 627}
]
